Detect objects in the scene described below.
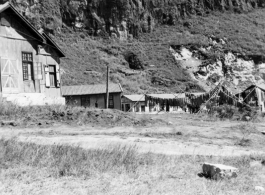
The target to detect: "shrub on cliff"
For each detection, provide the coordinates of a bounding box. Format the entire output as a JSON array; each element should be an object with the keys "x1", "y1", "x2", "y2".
[{"x1": 123, "y1": 51, "x2": 144, "y2": 70}]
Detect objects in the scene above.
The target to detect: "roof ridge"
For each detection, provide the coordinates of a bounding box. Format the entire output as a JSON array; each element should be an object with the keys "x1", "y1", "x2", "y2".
[
  {"x1": 62, "y1": 83, "x2": 119, "y2": 87},
  {"x1": 61, "y1": 83, "x2": 122, "y2": 96}
]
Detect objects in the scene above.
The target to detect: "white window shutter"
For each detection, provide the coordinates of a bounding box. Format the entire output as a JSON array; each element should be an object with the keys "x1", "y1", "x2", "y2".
[
  {"x1": 44, "y1": 65, "x2": 50, "y2": 87},
  {"x1": 56, "y1": 66, "x2": 60, "y2": 88},
  {"x1": 28, "y1": 63, "x2": 32, "y2": 80},
  {"x1": 34, "y1": 62, "x2": 43, "y2": 80},
  {"x1": 33, "y1": 62, "x2": 38, "y2": 80}
]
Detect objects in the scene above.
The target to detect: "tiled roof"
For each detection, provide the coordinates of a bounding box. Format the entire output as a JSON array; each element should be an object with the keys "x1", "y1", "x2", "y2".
[{"x1": 61, "y1": 83, "x2": 123, "y2": 96}]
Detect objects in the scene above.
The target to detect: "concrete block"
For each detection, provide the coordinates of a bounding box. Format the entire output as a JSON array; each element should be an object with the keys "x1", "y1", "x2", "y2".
[{"x1": 202, "y1": 163, "x2": 239, "y2": 180}]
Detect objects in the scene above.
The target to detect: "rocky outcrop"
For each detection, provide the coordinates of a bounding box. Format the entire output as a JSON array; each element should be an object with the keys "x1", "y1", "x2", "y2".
[
  {"x1": 9, "y1": 0, "x2": 265, "y2": 39},
  {"x1": 170, "y1": 36, "x2": 265, "y2": 92}
]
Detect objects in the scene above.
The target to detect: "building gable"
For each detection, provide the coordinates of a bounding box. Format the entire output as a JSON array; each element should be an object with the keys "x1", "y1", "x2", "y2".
[{"x1": 0, "y1": 2, "x2": 65, "y2": 57}]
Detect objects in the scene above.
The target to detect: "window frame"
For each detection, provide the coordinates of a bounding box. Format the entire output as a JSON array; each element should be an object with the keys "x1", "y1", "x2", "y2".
[
  {"x1": 22, "y1": 52, "x2": 33, "y2": 81},
  {"x1": 48, "y1": 65, "x2": 57, "y2": 88},
  {"x1": 108, "y1": 94, "x2": 114, "y2": 109}
]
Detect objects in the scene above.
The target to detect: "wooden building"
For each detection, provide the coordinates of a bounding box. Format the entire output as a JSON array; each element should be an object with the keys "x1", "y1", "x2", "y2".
[
  {"x1": 237, "y1": 84, "x2": 265, "y2": 113},
  {"x1": 62, "y1": 84, "x2": 123, "y2": 110},
  {"x1": 0, "y1": 2, "x2": 65, "y2": 106},
  {"x1": 122, "y1": 94, "x2": 187, "y2": 113},
  {"x1": 122, "y1": 95, "x2": 146, "y2": 112}
]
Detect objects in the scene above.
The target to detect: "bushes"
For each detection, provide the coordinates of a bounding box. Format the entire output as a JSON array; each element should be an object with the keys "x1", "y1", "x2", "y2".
[
  {"x1": 207, "y1": 104, "x2": 262, "y2": 121},
  {"x1": 209, "y1": 104, "x2": 237, "y2": 119}
]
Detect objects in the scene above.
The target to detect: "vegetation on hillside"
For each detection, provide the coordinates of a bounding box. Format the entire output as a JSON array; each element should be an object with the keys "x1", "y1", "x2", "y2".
[
  {"x1": 54, "y1": 8, "x2": 265, "y2": 94},
  {"x1": 11, "y1": 0, "x2": 265, "y2": 94}
]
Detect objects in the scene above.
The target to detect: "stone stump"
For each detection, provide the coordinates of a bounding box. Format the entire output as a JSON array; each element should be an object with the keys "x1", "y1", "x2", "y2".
[{"x1": 202, "y1": 163, "x2": 239, "y2": 180}]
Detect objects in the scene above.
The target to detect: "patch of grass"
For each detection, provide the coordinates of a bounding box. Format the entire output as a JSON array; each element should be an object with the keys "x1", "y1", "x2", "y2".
[
  {"x1": 0, "y1": 139, "x2": 142, "y2": 177},
  {"x1": 1, "y1": 139, "x2": 265, "y2": 194},
  {"x1": 0, "y1": 99, "x2": 164, "y2": 127},
  {"x1": 232, "y1": 122, "x2": 258, "y2": 147}
]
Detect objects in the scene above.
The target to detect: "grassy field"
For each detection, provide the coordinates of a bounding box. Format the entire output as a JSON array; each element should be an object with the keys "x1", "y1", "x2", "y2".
[
  {"x1": 0, "y1": 139, "x2": 264, "y2": 195},
  {"x1": 0, "y1": 101, "x2": 265, "y2": 194}
]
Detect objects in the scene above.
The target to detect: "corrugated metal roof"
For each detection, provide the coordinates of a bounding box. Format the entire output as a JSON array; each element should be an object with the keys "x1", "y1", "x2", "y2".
[
  {"x1": 123, "y1": 95, "x2": 145, "y2": 102},
  {"x1": 61, "y1": 83, "x2": 123, "y2": 96},
  {"x1": 123, "y1": 93, "x2": 206, "y2": 102},
  {"x1": 148, "y1": 93, "x2": 186, "y2": 99},
  {"x1": 240, "y1": 83, "x2": 265, "y2": 93},
  {"x1": 190, "y1": 92, "x2": 205, "y2": 96}
]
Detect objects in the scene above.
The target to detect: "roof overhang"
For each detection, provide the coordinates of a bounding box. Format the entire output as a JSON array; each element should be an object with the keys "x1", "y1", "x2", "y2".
[
  {"x1": 0, "y1": 2, "x2": 65, "y2": 57},
  {"x1": 43, "y1": 33, "x2": 65, "y2": 57}
]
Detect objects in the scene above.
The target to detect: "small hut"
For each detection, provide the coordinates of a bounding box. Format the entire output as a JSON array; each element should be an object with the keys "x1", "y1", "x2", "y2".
[{"x1": 237, "y1": 84, "x2": 265, "y2": 113}]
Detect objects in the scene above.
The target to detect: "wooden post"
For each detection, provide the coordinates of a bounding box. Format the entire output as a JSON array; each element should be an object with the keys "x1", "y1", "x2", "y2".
[{"x1": 106, "y1": 65, "x2": 109, "y2": 109}]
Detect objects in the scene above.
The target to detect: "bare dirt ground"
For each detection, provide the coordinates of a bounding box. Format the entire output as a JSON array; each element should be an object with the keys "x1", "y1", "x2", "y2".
[
  {"x1": 1, "y1": 113, "x2": 264, "y2": 156},
  {"x1": 0, "y1": 113, "x2": 265, "y2": 195}
]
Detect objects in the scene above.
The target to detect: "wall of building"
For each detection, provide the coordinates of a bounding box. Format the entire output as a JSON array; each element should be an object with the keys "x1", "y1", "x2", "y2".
[
  {"x1": 0, "y1": 9, "x2": 64, "y2": 105},
  {"x1": 255, "y1": 88, "x2": 265, "y2": 113},
  {"x1": 65, "y1": 93, "x2": 122, "y2": 110},
  {"x1": 122, "y1": 101, "x2": 147, "y2": 112},
  {"x1": 122, "y1": 96, "x2": 184, "y2": 113}
]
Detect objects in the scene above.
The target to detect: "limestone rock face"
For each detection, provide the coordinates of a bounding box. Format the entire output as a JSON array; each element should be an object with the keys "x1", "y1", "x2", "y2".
[
  {"x1": 170, "y1": 37, "x2": 265, "y2": 92},
  {"x1": 255, "y1": 186, "x2": 265, "y2": 192},
  {"x1": 202, "y1": 163, "x2": 239, "y2": 180},
  {"x1": 9, "y1": 0, "x2": 265, "y2": 39}
]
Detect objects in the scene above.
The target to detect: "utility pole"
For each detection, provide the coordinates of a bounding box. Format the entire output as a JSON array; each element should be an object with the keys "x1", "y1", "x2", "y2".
[{"x1": 106, "y1": 65, "x2": 109, "y2": 109}]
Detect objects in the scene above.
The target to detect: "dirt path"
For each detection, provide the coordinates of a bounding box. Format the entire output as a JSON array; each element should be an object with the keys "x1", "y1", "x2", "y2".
[
  {"x1": 1, "y1": 117, "x2": 264, "y2": 157},
  {"x1": 16, "y1": 134, "x2": 263, "y2": 156}
]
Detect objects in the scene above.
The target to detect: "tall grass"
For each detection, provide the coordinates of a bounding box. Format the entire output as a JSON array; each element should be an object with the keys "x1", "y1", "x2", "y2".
[
  {"x1": 0, "y1": 139, "x2": 153, "y2": 177},
  {"x1": 1, "y1": 139, "x2": 265, "y2": 194}
]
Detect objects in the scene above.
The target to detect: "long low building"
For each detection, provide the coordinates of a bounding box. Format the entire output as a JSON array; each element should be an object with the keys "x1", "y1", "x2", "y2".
[
  {"x1": 62, "y1": 83, "x2": 123, "y2": 110},
  {"x1": 122, "y1": 93, "x2": 195, "y2": 113}
]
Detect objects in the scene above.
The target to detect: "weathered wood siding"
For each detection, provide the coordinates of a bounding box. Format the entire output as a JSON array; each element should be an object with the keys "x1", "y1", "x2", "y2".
[
  {"x1": 65, "y1": 93, "x2": 122, "y2": 110},
  {"x1": 0, "y1": 9, "x2": 61, "y2": 98}
]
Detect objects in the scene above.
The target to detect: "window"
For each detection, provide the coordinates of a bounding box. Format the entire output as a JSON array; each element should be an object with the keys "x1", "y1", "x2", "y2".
[
  {"x1": 109, "y1": 95, "x2": 114, "y2": 108},
  {"x1": 81, "y1": 96, "x2": 90, "y2": 107},
  {"x1": 22, "y1": 52, "x2": 33, "y2": 80},
  {"x1": 49, "y1": 65, "x2": 56, "y2": 87}
]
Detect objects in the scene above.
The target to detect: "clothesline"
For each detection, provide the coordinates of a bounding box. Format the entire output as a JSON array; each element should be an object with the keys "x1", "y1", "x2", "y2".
[{"x1": 144, "y1": 81, "x2": 248, "y2": 113}]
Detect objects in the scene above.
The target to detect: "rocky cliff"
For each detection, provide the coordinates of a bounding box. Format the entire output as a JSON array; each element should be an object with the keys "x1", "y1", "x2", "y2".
[{"x1": 9, "y1": 0, "x2": 265, "y2": 39}]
